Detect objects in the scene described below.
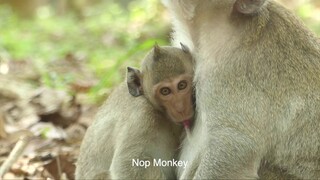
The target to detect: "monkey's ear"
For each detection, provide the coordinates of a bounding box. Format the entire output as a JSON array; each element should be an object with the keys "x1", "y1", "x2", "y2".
[
  {"x1": 127, "y1": 67, "x2": 143, "y2": 97},
  {"x1": 153, "y1": 43, "x2": 161, "y2": 61},
  {"x1": 234, "y1": 0, "x2": 267, "y2": 15},
  {"x1": 180, "y1": 43, "x2": 190, "y2": 53}
]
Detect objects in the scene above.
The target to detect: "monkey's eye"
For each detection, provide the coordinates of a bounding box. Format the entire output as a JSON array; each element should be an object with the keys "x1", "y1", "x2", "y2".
[
  {"x1": 178, "y1": 80, "x2": 188, "y2": 90},
  {"x1": 160, "y1": 87, "x2": 171, "y2": 96}
]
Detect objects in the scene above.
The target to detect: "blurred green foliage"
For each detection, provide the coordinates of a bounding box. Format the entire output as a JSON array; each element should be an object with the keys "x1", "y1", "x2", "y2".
[
  {"x1": 297, "y1": 3, "x2": 320, "y2": 34},
  {"x1": 0, "y1": 0, "x2": 169, "y2": 103},
  {"x1": 0, "y1": 0, "x2": 319, "y2": 103}
]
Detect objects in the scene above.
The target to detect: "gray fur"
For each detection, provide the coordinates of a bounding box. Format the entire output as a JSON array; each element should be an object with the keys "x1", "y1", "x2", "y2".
[{"x1": 165, "y1": 0, "x2": 320, "y2": 179}]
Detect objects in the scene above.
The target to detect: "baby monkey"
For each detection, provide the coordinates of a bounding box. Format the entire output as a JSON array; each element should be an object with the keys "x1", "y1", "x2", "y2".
[
  {"x1": 127, "y1": 44, "x2": 194, "y2": 129},
  {"x1": 75, "y1": 44, "x2": 194, "y2": 179}
]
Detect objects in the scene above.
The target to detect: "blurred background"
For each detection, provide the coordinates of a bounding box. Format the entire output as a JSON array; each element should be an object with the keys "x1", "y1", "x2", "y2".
[{"x1": 0, "y1": 0, "x2": 319, "y2": 179}]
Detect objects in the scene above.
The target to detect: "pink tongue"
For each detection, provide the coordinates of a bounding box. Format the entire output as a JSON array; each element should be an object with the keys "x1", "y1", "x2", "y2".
[{"x1": 183, "y1": 120, "x2": 191, "y2": 130}]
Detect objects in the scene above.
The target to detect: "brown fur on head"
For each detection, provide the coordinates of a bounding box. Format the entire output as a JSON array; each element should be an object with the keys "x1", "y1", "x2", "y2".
[{"x1": 127, "y1": 44, "x2": 194, "y2": 123}]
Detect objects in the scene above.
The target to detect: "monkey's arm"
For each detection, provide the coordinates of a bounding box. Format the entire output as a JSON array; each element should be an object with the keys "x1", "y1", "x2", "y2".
[{"x1": 188, "y1": 128, "x2": 261, "y2": 179}]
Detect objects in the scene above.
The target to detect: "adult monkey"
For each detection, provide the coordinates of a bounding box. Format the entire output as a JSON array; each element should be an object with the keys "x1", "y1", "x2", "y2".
[{"x1": 163, "y1": 0, "x2": 320, "y2": 179}]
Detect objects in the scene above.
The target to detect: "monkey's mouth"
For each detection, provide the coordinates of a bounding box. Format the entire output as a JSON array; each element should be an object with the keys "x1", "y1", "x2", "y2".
[{"x1": 182, "y1": 119, "x2": 191, "y2": 130}]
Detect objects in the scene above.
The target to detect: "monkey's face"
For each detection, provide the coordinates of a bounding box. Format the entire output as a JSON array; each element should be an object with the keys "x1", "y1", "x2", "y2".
[{"x1": 153, "y1": 74, "x2": 194, "y2": 124}]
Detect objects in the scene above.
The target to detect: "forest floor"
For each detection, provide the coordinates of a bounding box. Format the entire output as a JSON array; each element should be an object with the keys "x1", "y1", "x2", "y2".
[{"x1": 0, "y1": 57, "x2": 100, "y2": 179}]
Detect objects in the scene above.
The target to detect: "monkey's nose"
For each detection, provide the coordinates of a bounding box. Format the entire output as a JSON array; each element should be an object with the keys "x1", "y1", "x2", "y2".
[{"x1": 174, "y1": 102, "x2": 185, "y2": 113}]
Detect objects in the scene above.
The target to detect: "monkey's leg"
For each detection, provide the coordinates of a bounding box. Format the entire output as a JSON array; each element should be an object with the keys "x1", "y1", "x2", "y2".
[
  {"x1": 190, "y1": 128, "x2": 262, "y2": 179},
  {"x1": 258, "y1": 162, "x2": 299, "y2": 180},
  {"x1": 110, "y1": 157, "x2": 166, "y2": 179}
]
